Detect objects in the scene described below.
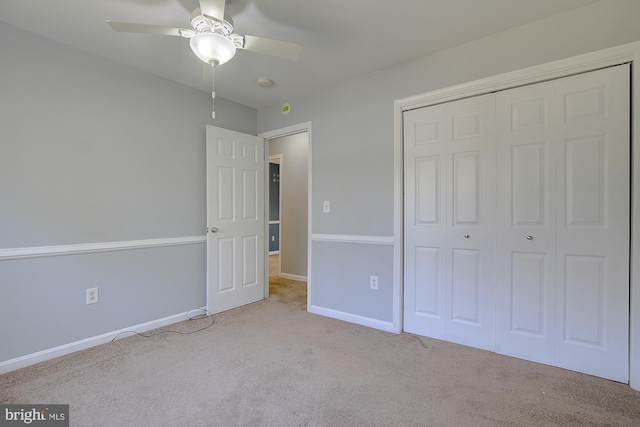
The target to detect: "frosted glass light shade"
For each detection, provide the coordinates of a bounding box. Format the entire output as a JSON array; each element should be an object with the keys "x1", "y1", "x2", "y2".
[{"x1": 189, "y1": 32, "x2": 237, "y2": 65}]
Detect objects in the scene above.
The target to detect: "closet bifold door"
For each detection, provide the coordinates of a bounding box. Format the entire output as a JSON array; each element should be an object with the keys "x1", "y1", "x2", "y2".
[
  {"x1": 444, "y1": 94, "x2": 496, "y2": 351},
  {"x1": 404, "y1": 93, "x2": 496, "y2": 351},
  {"x1": 495, "y1": 79, "x2": 557, "y2": 366},
  {"x1": 496, "y1": 64, "x2": 630, "y2": 382},
  {"x1": 403, "y1": 103, "x2": 448, "y2": 340},
  {"x1": 554, "y1": 65, "x2": 630, "y2": 383}
]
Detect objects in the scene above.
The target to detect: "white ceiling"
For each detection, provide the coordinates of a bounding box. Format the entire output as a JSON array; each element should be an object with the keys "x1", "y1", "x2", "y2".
[{"x1": 0, "y1": 0, "x2": 599, "y2": 109}]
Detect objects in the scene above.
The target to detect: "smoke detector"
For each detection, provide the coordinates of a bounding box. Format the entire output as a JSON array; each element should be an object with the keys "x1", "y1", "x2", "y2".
[{"x1": 257, "y1": 77, "x2": 274, "y2": 87}]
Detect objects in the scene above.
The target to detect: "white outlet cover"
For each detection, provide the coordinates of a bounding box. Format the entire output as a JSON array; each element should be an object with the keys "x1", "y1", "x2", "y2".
[{"x1": 86, "y1": 287, "x2": 98, "y2": 304}]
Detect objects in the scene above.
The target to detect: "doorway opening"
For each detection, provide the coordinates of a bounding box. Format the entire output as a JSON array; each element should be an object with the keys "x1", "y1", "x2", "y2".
[
  {"x1": 261, "y1": 123, "x2": 311, "y2": 308},
  {"x1": 268, "y1": 154, "x2": 282, "y2": 277}
]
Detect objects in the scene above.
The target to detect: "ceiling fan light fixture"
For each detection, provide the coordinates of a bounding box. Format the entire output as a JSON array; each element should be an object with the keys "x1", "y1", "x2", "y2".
[{"x1": 189, "y1": 32, "x2": 236, "y2": 65}]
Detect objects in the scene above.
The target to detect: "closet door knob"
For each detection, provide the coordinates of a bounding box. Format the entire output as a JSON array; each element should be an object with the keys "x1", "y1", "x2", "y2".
[
  {"x1": 526, "y1": 235, "x2": 533, "y2": 240},
  {"x1": 463, "y1": 234, "x2": 470, "y2": 239}
]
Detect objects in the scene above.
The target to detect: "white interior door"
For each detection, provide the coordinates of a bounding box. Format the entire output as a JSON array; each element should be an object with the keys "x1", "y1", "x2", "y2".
[
  {"x1": 206, "y1": 125, "x2": 265, "y2": 314},
  {"x1": 404, "y1": 93, "x2": 496, "y2": 351}
]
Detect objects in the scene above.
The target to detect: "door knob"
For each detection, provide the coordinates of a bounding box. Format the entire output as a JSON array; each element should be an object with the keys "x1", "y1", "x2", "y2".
[
  {"x1": 526, "y1": 235, "x2": 533, "y2": 240},
  {"x1": 463, "y1": 234, "x2": 470, "y2": 239},
  {"x1": 209, "y1": 227, "x2": 219, "y2": 233}
]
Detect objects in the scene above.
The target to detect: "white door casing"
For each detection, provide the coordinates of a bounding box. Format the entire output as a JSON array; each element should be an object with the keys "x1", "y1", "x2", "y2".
[
  {"x1": 403, "y1": 93, "x2": 496, "y2": 351},
  {"x1": 206, "y1": 125, "x2": 265, "y2": 314}
]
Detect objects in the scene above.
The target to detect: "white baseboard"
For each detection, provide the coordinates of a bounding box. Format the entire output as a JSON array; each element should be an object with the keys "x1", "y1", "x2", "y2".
[
  {"x1": 279, "y1": 273, "x2": 307, "y2": 282},
  {"x1": 269, "y1": 250, "x2": 280, "y2": 255},
  {"x1": 308, "y1": 304, "x2": 397, "y2": 333},
  {"x1": 0, "y1": 308, "x2": 207, "y2": 374}
]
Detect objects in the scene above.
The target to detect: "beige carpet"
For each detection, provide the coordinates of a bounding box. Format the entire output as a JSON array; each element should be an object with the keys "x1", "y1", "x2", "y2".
[
  {"x1": 268, "y1": 276, "x2": 307, "y2": 310},
  {"x1": 2, "y1": 278, "x2": 639, "y2": 426},
  {"x1": 269, "y1": 254, "x2": 280, "y2": 277}
]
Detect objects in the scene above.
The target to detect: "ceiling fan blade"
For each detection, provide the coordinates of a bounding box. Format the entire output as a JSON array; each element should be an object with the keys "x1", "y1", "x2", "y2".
[
  {"x1": 242, "y1": 35, "x2": 301, "y2": 62},
  {"x1": 106, "y1": 20, "x2": 190, "y2": 37},
  {"x1": 199, "y1": 0, "x2": 226, "y2": 21}
]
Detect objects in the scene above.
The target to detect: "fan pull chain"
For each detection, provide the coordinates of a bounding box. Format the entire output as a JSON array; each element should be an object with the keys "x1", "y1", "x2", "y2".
[{"x1": 211, "y1": 62, "x2": 216, "y2": 119}]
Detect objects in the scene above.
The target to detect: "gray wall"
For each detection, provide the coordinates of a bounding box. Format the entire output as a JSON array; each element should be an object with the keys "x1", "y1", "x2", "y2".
[
  {"x1": 0, "y1": 22, "x2": 256, "y2": 363},
  {"x1": 4, "y1": 0, "x2": 640, "y2": 364},
  {"x1": 268, "y1": 133, "x2": 308, "y2": 278},
  {"x1": 257, "y1": 0, "x2": 640, "y2": 324}
]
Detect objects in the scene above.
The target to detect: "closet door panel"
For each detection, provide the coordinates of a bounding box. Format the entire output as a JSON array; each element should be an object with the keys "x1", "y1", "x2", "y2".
[
  {"x1": 496, "y1": 81, "x2": 556, "y2": 365},
  {"x1": 554, "y1": 64, "x2": 630, "y2": 382},
  {"x1": 511, "y1": 143, "x2": 547, "y2": 226},
  {"x1": 451, "y1": 248, "x2": 481, "y2": 322},
  {"x1": 404, "y1": 105, "x2": 448, "y2": 339},
  {"x1": 445, "y1": 94, "x2": 496, "y2": 351},
  {"x1": 509, "y1": 252, "x2": 547, "y2": 334}
]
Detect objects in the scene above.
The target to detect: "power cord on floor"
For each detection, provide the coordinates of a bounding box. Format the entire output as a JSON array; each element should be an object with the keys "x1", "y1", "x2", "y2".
[{"x1": 110, "y1": 308, "x2": 214, "y2": 342}]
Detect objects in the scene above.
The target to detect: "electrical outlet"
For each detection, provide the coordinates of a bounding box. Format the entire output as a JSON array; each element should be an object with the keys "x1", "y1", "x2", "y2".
[
  {"x1": 271, "y1": 235, "x2": 275, "y2": 241},
  {"x1": 370, "y1": 276, "x2": 378, "y2": 290},
  {"x1": 86, "y1": 287, "x2": 98, "y2": 305}
]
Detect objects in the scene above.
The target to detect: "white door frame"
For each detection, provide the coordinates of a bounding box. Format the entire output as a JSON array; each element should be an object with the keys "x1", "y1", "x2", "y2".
[
  {"x1": 259, "y1": 122, "x2": 312, "y2": 305},
  {"x1": 394, "y1": 41, "x2": 640, "y2": 390}
]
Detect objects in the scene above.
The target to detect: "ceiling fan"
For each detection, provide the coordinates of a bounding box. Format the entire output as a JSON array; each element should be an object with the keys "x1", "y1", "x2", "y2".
[{"x1": 106, "y1": 0, "x2": 301, "y2": 118}]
